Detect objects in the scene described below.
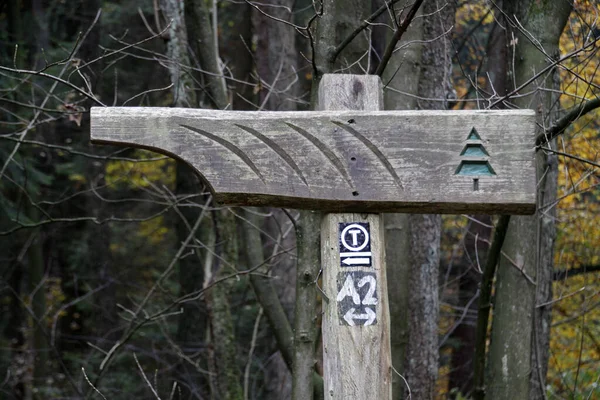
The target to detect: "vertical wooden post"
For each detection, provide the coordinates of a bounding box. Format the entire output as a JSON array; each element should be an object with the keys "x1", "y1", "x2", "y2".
[{"x1": 319, "y1": 75, "x2": 392, "y2": 399}]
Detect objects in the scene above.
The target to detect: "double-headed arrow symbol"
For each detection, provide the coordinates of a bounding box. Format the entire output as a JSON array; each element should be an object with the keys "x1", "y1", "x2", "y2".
[{"x1": 343, "y1": 307, "x2": 376, "y2": 326}]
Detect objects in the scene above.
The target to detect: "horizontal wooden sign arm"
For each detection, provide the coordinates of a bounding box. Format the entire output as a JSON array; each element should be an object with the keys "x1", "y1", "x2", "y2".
[{"x1": 91, "y1": 107, "x2": 536, "y2": 214}]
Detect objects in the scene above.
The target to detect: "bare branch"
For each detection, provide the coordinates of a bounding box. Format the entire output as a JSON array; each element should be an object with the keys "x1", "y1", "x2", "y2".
[
  {"x1": 536, "y1": 97, "x2": 600, "y2": 146},
  {"x1": 553, "y1": 265, "x2": 600, "y2": 281},
  {"x1": 0, "y1": 97, "x2": 83, "y2": 113},
  {"x1": 537, "y1": 287, "x2": 587, "y2": 308},
  {"x1": 133, "y1": 353, "x2": 162, "y2": 400},
  {"x1": 244, "y1": 0, "x2": 308, "y2": 31},
  {"x1": 0, "y1": 66, "x2": 106, "y2": 106},
  {"x1": 86, "y1": 204, "x2": 208, "y2": 397},
  {"x1": 243, "y1": 307, "x2": 263, "y2": 400},
  {"x1": 0, "y1": 135, "x2": 170, "y2": 162},
  {"x1": 488, "y1": 37, "x2": 600, "y2": 108},
  {"x1": 69, "y1": 22, "x2": 172, "y2": 83},
  {"x1": 122, "y1": 83, "x2": 174, "y2": 105},
  {"x1": 331, "y1": 0, "x2": 405, "y2": 65},
  {"x1": 0, "y1": 202, "x2": 182, "y2": 236},
  {"x1": 539, "y1": 146, "x2": 600, "y2": 170},
  {"x1": 375, "y1": 0, "x2": 424, "y2": 77},
  {"x1": 472, "y1": 215, "x2": 511, "y2": 400},
  {"x1": 82, "y1": 368, "x2": 107, "y2": 400}
]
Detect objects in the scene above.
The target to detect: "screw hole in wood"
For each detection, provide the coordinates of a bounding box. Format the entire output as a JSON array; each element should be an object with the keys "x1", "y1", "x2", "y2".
[{"x1": 352, "y1": 191, "x2": 359, "y2": 196}]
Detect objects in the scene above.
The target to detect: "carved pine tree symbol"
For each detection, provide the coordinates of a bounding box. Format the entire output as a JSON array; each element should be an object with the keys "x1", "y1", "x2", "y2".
[
  {"x1": 455, "y1": 127, "x2": 496, "y2": 191},
  {"x1": 91, "y1": 108, "x2": 537, "y2": 214}
]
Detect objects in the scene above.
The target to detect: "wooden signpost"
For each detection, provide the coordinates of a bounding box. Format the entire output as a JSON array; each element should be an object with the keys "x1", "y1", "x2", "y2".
[{"x1": 91, "y1": 74, "x2": 536, "y2": 399}]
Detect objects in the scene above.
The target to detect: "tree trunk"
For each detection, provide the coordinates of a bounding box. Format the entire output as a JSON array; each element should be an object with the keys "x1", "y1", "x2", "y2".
[
  {"x1": 448, "y1": 217, "x2": 491, "y2": 396},
  {"x1": 292, "y1": 210, "x2": 321, "y2": 400},
  {"x1": 405, "y1": 215, "x2": 441, "y2": 400},
  {"x1": 486, "y1": 2, "x2": 571, "y2": 399},
  {"x1": 241, "y1": 209, "x2": 295, "y2": 399},
  {"x1": 174, "y1": 172, "x2": 210, "y2": 398},
  {"x1": 251, "y1": 2, "x2": 299, "y2": 397},
  {"x1": 207, "y1": 209, "x2": 244, "y2": 400},
  {"x1": 380, "y1": 2, "x2": 423, "y2": 398},
  {"x1": 448, "y1": 3, "x2": 510, "y2": 393},
  {"x1": 219, "y1": 1, "x2": 253, "y2": 112},
  {"x1": 405, "y1": 2, "x2": 455, "y2": 399},
  {"x1": 454, "y1": 7, "x2": 509, "y2": 396},
  {"x1": 185, "y1": 0, "x2": 228, "y2": 109},
  {"x1": 253, "y1": 0, "x2": 299, "y2": 111},
  {"x1": 160, "y1": 0, "x2": 195, "y2": 108},
  {"x1": 261, "y1": 210, "x2": 296, "y2": 399},
  {"x1": 161, "y1": 1, "x2": 213, "y2": 397},
  {"x1": 312, "y1": 0, "x2": 371, "y2": 95}
]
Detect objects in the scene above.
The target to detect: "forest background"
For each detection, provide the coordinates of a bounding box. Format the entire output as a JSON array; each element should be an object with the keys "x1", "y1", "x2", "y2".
[{"x1": 0, "y1": 0, "x2": 599, "y2": 399}]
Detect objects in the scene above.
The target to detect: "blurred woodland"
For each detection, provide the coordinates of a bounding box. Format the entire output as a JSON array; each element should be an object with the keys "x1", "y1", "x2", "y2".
[{"x1": 0, "y1": 0, "x2": 599, "y2": 399}]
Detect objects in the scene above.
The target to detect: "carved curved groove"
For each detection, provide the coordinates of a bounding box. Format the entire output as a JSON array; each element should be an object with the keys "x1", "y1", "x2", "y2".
[
  {"x1": 234, "y1": 123, "x2": 309, "y2": 186},
  {"x1": 284, "y1": 122, "x2": 354, "y2": 189},
  {"x1": 180, "y1": 124, "x2": 266, "y2": 184},
  {"x1": 332, "y1": 120, "x2": 403, "y2": 189}
]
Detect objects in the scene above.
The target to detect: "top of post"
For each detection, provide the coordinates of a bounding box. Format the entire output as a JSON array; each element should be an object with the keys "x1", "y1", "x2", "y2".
[{"x1": 318, "y1": 74, "x2": 383, "y2": 111}]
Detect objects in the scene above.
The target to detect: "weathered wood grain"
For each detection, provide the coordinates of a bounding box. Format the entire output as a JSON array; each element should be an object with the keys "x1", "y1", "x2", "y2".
[
  {"x1": 320, "y1": 74, "x2": 391, "y2": 400},
  {"x1": 90, "y1": 93, "x2": 536, "y2": 214},
  {"x1": 321, "y1": 213, "x2": 391, "y2": 399},
  {"x1": 318, "y1": 74, "x2": 383, "y2": 111}
]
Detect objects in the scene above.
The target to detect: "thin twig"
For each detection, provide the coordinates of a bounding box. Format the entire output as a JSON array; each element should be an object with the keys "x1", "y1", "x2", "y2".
[
  {"x1": 85, "y1": 206, "x2": 207, "y2": 397},
  {"x1": 376, "y1": 0, "x2": 425, "y2": 77},
  {"x1": 537, "y1": 287, "x2": 586, "y2": 308},
  {"x1": 0, "y1": 135, "x2": 169, "y2": 162},
  {"x1": 501, "y1": 251, "x2": 537, "y2": 285},
  {"x1": 331, "y1": 0, "x2": 405, "y2": 65},
  {"x1": 439, "y1": 289, "x2": 480, "y2": 348},
  {"x1": 488, "y1": 36, "x2": 600, "y2": 108},
  {"x1": 0, "y1": 66, "x2": 106, "y2": 106},
  {"x1": 169, "y1": 382, "x2": 178, "y2": 400},
  {"x1": 244, "y1": 307, "x2": 263, "y2": 400},
  {"x1": 70, "y1": 22, "x2": 172, "y2": 82},
  {"x1": 0, "y1": 202, "x2": 182, "y2": 236},
  {"x1": 0, "y1": 97, "x2": 82, "y2": 113},
  {"x1": 244, "y1": 0, "x2": 309, "y2": 31},
  {"x1": 122, "y1": 83, "x2": 174, "y2": 105},
  {"x1": 82, "y1": 368, "x2": 107, "y2": 400},
  {"x1": 4, "y1": 284, "x2": 82, "y2": 395},
  {"x1": 539, "y1": 146, "x2": 600, "y2": 170},
  {"x1": 0, "y1": 9, "x2": 103, "y2": 181},
  {"x1": 536, "y1": 97, "x2": 600, "y2": 146},
  {"x1": 391, "y1": 366, "x2": 412, "y2": 399},
  {"x1": 133, "y1": 353, "x2": 162, "y2": 400},
  {"x1": 138, "y1": 7, "x2": 159, "y2": 36},
  {"x1": 51, "y1": 283, "x2": 111, "y2": 346}
]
